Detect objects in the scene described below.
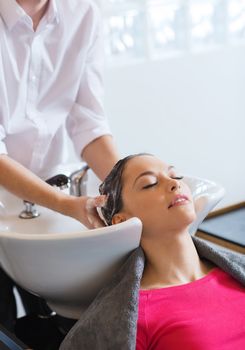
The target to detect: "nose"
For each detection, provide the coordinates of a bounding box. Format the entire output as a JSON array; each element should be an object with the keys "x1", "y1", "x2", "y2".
[{"x1": 167, "y1": 178, "x2": 180, "y2": 192}]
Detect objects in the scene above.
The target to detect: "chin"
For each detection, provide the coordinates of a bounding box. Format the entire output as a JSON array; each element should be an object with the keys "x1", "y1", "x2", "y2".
[
  {"x1": 186, "y1": 211, "x2": 197, "y2": 225},
  {"x1": 180, "y1": 207, "x2": 197, "y2": 226}
]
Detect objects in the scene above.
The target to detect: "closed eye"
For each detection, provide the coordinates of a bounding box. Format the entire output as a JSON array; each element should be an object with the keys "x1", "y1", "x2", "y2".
[
  {"x1": 142, "y1": 182, "x2": 158, "y2": 189},
  {"x1": 142, "y1": 176, "x2": 183, "y2": 189}
]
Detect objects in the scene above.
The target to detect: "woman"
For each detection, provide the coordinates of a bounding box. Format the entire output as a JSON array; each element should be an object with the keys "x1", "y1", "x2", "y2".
[{"x1": 60, "y1": 154, "x2": 245, "y2": 350}]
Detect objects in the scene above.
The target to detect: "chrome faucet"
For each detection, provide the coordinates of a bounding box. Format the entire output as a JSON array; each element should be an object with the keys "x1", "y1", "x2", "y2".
[
  {"x1": 19, "y1": 174, "x2": 70, "y2": 219},
  {"x1": 19, "y1": 200, "x2": 40, "y2": 219},
  {"x1": 69, "y1": 165, "x2": 89, "y2": 197},
  {"x1": 19, "y1": 166, "x2": 89, "y2": 219}
]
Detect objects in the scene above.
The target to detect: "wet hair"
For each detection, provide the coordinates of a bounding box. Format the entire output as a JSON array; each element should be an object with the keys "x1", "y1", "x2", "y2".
[{"x1": 99, "y1": 153, "x2": 152, "y2": 225}]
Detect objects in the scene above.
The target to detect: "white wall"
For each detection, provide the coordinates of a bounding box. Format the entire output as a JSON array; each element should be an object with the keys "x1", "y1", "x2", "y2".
[{"x1": 104, "y1": 45, "x2": 245, "y2": 208}]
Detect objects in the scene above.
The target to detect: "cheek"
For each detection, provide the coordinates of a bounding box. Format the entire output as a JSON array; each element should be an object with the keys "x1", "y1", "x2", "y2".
[
  {"x1": 122, "y1": 192, "x2": 157, "y2": 220},
  {"x1": 125, "y1": 200, "x2": 149, "y2": 218},
  {"x1": 128, "y1": 198, "x2": 169, "y2": 227}
]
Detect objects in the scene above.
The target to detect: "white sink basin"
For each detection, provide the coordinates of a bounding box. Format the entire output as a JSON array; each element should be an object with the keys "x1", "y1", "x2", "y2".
[
  {"x1": 0, "y1": 188, "x2": 142, "y2": 319},
  {"x1": 0, "y1": 168, "x2": 225, "y2": 319},
  {"x1": 0, "y1": 190, "x2": 85, "y2": 235}
]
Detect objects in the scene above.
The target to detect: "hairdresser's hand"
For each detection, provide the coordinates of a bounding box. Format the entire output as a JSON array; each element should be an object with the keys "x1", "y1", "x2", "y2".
[
  {"x1": 84, "y1": 195, "x2": 107, "y2": 229},
  {"x1": 63, "y1": 195, "x2": 107, "y2": 229}
]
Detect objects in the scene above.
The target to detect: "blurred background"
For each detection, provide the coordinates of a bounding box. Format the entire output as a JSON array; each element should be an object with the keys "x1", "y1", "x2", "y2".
[{"x1": 84, "y1": 0, "x2": 245, "y2": 208}]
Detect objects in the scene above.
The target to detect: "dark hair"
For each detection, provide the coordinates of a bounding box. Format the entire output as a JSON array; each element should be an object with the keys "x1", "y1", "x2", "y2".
[{"x1": 99, "y1": 153, "x2": 152, "y2": 225}]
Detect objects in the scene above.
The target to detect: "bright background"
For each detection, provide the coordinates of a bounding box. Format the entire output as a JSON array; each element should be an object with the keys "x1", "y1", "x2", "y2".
[{"x1": 72, "y1": 0, "x2": 245, "y2": 209}]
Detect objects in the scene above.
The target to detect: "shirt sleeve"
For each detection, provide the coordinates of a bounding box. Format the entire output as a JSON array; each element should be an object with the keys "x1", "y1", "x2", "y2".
[
  {"x1": 0, "y1": 124, "x2": 8, "y2": 155},
  {"x1": 66, "y1": 3, "x2": 111, "y2": 158}
]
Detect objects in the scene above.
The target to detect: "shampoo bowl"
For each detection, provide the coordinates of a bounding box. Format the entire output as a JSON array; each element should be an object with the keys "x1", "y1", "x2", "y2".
[{"x1": 0, "y1": 167, "x2": 225, "y2": 319}]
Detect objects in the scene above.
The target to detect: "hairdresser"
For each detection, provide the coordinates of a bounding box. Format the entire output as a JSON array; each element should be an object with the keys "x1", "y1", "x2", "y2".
[
  {"x1": 0, "y1": 0, "x2": 119, "y2": 229},
  {"x1": 0, "y1": 0, "x2": 119, "y2": 335}
]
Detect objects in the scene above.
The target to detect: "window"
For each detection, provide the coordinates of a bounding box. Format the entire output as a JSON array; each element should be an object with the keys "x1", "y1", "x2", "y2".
[{"x1": 101, "y1": 0, "x2": 245, "y2": 65}]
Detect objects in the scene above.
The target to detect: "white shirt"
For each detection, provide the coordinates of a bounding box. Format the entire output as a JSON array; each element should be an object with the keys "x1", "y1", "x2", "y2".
[{"x1": 0, "y1": 0, "x2": 111, "y2": 178}]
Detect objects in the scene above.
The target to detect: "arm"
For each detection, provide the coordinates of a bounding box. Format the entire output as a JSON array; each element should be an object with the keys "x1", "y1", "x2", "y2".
[
  {"x1": 67, "y1": 3, "x2": 119, "y2": 178},
  {"x1": 0, "y1": 154, "x2": 105, "y2": 228},
  {"x1": 82, "y1": 135, "x2": 119, "y2": 180}
]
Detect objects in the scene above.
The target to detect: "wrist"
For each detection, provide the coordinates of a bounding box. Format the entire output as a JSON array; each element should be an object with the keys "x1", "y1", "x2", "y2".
[
  {"x1": 56, "y1": 193, "x2": 87, "y2": 223},
  {"x1": 52, "y1": 191, "x2": 73, "y2": 217}
]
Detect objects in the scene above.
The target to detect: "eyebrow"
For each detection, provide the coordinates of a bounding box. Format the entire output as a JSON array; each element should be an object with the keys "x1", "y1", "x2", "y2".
[{"x1": 133, "y1": 165, "x2": 175, "y2": 186}]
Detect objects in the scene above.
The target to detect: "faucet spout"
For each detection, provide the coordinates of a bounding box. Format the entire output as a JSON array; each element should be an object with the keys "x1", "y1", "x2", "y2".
[{"x1": 69, "y1": 165, "x2": 89, "y2": 196}]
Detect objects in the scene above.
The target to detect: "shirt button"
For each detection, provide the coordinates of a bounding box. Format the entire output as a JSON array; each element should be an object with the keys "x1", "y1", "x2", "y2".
[{"x1": 31, "y1": 75, "x2": 37, "y2": 82}]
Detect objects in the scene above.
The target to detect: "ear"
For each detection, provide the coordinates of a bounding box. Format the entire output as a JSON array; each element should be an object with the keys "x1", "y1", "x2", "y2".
[{"x1": 111, "y1": 212, "x2": 129, "y2": 225}]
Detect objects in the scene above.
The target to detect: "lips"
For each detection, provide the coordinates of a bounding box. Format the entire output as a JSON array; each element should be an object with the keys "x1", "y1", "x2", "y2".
[{"x1": 168, "y1": 194, "x2": 189, "y2": 209}]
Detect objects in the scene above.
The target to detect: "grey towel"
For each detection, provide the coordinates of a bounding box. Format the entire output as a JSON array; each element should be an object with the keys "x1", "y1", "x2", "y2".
[{"x1": 60, "y1": 236, "x2": 245, "y2": 350}]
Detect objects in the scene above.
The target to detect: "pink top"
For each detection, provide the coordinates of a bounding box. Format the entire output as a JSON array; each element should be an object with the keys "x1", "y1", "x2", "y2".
[{"x1": 136, "y1": 268, "x2": 245, "y2": 350}]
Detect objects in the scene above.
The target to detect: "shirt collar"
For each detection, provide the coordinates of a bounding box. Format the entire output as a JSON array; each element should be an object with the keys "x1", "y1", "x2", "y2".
[
  {"x1": 0, "y1": 0, "x2": 26, "y2": 30},
  {"x1": 0, "y1": 0, "x2": 59, "y2": 31},
  {"x1": 46, "y1": 0, "x2": 59, "y2": 25}
]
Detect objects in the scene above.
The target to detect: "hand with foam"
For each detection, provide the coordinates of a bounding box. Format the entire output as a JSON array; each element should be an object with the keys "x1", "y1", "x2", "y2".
[
  {"x1": 85, "y1": 195, "x2": 108, "y2": 228},
  {"x1": 47, "y1": 192, "x2": 108, "y2": 229},
  {"x1": 69, "y1": 195, "x2": 107, "y2": 229}
]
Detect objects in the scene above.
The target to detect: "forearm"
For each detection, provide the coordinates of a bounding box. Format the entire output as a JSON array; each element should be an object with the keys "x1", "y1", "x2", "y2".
[
  {"x1": 0, "y1": 154, "x2": 69, "y2": 214},
  {"x1": 0, "y1": 154, "x2": 106, "y2": 227},
  {"x1": 82, "y1": 135, "x2": 120, "y2": 181}
]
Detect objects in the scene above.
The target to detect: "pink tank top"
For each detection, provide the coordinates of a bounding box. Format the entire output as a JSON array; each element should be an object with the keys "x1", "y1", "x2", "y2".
[{"x1": 136, "y1": 268, "x2": 245, "y2": 350}]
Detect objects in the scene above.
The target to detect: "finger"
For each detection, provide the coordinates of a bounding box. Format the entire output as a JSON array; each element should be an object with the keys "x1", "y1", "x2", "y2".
[
  {"x1": 85, "y1": 197, "x2": 107, "y2": 228},
  {"x1": 94, "y1": 195, "x2": 108, "y2": 207},
  {"x1": 85, "y1": 197, "x2": 96, "y2": 211},
  {"x1": 87, "y1": 214, "x2": 105, "y2": 228}
]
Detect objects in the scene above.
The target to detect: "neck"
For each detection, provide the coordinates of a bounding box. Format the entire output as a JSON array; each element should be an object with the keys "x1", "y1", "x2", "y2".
[
  {"x1": 141, "y1": 229, "x2": 213, "y2": 289},
  {"x1": 17, "y1": 0, "x2": 50, "y2": 30}
]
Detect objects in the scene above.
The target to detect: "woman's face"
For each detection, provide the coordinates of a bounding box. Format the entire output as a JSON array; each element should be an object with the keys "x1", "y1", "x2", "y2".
[{"x1": 113, "y1": 155, "x2": 196, "y2": 235}]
